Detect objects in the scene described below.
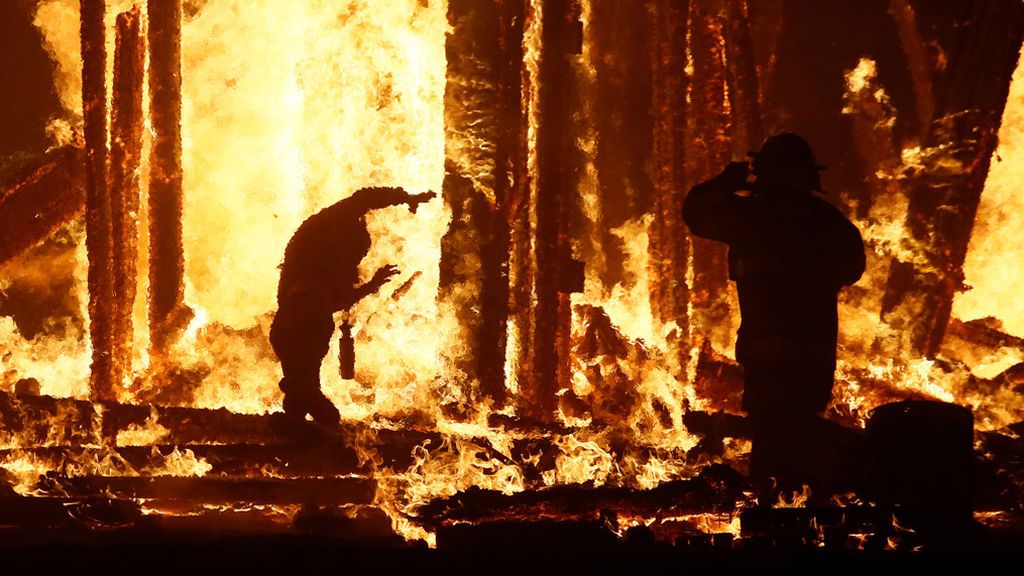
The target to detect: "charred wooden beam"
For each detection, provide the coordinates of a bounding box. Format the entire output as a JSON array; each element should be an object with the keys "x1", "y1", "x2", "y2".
[
  {"x1": 0, "y1": 146, "x2": 86, "y2": 265},
  {"x1": 0, "y1": 443, "x2": 363, "y2": 479},
  {"x1": 109, "y1": 6, "x2": 145, "y2": 395},
  {"x1": 685, "y1": 0, "x2": 735, "y2": 350},
  {"x1": 583, "y1": 0, "x2": 655, "y2": 290},
  {"x1": 439, "y1": 0, "x2": 526, "y2": 409},
  {"x1": 507, "y1": 18, "x2": 534, "y2": 420},
  {"x1": 80, "y1": 0, "x2": 116, "y2": 401},
  {"x1": 0, "y1": 392, "x2": 439, "y2": 464},
  {"x1": 141, "y1": 501, "x2": 297, "y2": 532},
  {"x1": 436, "y1": 519, "x2": 618, "y2": 551},
  {"x1": 41, "y1": 475, "x2": 376, "y2": 506},
  {"x1": 746, "y1": 0, "x2": 784, "y2": 86},
  {"x1": 888, "y1": 0, "x2": 934, "y2": 137},
  {"x1": 0, "y1": 496, "x2": 140, "y2": 530},
  {"x1": 291, "y1": 505, "x2": 404, "y2": 541},
  {"x1": 519, "y1": 0, "x2": 577, "y2": 422},
  {"x1": 416, "y1": 464, "x2": 745, "y2": 530},
  {"x1": 722, "y1": 0, "x2": 763, "y2": 154},
  {"x1": 943, "y1": 318, "x2": 1024, "y2": 355},
  {"x1": 880, "y1": 0, "x2": 1024, "y2": 357},
  {"x1": 147, "y1": 0, "x2": 190, "y2": 352},
  {"x1": 648, "y1": 0, "x2": 690, "y2": 338}
]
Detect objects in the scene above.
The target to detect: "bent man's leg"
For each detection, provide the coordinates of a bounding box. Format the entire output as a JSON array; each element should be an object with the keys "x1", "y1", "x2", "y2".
[{"x1": 270, "y1": 305, "x2": 340, "y2": 424}]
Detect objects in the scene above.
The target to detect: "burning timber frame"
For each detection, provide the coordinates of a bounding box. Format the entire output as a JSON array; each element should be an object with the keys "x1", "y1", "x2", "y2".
[
  {"x1": 1, "y1": 0, "x2": 1022, "y2": 415},
  {"x1": 76, "y1": 0, "x2": 189, "y2": 400}
]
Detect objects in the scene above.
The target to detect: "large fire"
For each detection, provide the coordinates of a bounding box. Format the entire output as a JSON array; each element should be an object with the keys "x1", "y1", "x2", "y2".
[{"x1": 1, "y1": 0, "x2": 1023, "y2": 550}]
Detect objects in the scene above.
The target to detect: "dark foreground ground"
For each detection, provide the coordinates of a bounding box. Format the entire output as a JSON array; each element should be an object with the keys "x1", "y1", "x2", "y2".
[{"x1": 2, "y1": 516, "x2": 1022, "y2": 573}]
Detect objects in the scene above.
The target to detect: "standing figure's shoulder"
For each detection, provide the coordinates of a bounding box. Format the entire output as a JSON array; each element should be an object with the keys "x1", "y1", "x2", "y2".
[{"x1": 809, "y1": 195, "x2": 855, "y2": 225}]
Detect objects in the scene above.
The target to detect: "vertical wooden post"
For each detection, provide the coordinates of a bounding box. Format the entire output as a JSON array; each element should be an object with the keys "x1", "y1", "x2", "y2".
[
  {"x1": 80, "y1": 0, "x2": 115, "y2": 400},
  {"x1": 648, "y1": 0, "x2": 690, "y2": 339},
  {"x1": 440, "y1": 0, "x2": 526, "y2": 411},
  {"x1": 507, "y1": 1, "x2": 537, "y2": 417},
  {"x1": 722, "y1": 0, "x2": 763, "y2": 155},
  {"x1": 685, "y1": 0, "x2": 735, "y2": 350},
  {"x1": 514, "y1": 0, "x2": 576, "y2": 422},
  {"x1": 109, "y1": 6, "x2": 145, "y2": 391},
  {"x1": 585, "y1": 0, "x2": 655, "y2": 290},
  {"x1": 148, "y1": 0, "x2": 188, "y2": 352}
]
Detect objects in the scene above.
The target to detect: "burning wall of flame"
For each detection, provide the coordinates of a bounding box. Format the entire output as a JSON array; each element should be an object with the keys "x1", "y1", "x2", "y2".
[
  {"x1": 954, "y1": 57, "x2": 1024, "y2": 338},
  {"x1": 176, "y1": 0, "x2": 450, "y2": 418}
]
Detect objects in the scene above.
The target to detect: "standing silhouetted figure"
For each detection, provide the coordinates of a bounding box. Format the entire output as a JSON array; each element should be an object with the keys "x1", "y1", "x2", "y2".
[
  {"x1": 271, "y1": 187, "x2": 434, "y2": 424},
  {"x1": 682, "y1": 133, "x2": 865, "y2": 493}
]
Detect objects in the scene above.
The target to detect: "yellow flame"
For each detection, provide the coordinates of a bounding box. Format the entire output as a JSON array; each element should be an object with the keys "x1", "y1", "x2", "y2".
[{"x1": 954, "y1": 53, "x2": 1024, "y2": 337}]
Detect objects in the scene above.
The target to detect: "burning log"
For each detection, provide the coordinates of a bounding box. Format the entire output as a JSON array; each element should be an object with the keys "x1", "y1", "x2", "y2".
[
  {"x1": 880, "y1": 1, "x2": 1024, "y2": 357},
  {"x1": 439, "y1": 0, "x2": 526, "y2": 408},
  {"x1": 0, "y1": 146, "x2": 86, "y2": 265},
  {"x1": 80, "y1": 0, "x2": 115, "y2": 401},
  {"x1": 148, "y1": 0, "x2": 190, "y2": 352},
  {"x1": 945, "y1": 317, "x2": 1024, "y2": 352},
  {"x1": 41, "y1": 475, "x2": 376, "y2": 506},
  {"x1": 416, "y1": 464, "x2": 746, "y2": 530},
  {"x1": 109, "y1": 6, "x2": 145, "y2": 394}
]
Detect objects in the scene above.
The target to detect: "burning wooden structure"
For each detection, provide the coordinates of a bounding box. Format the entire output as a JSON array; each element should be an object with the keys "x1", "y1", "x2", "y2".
[{"x1": 2, "y1": 0, "x2": 1024, "y2": 556}]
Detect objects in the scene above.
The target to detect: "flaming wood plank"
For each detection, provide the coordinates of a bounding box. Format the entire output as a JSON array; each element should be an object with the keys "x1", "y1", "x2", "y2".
[
  {"x1": 109, "y1": 6, "x2": 145, "y2": 394},
  {"x1": 147, "y1": 0, "x2": 189, "y2": 352},
  {"x1": 684, "y1": 0, "x2": 735, "y2": 349},
  {"x1": 80, "y1": 0, "x2": 116, "y2": 401},
  {"x1": 0, "y1": 496, "x2": 140, "y2": 529},
  {"x1": 42, "y1": 475, "x2": 377, "y2": 505},
  {"x1": 585, "y1": 0, "x2": 655, "y2": 289},
  {"x1": 522, "y1": 0, "x2": 576, "y2": 422},
  {"x1": 439, "y1": 0, "x2": 525, "y2": 408},
  {"x1": 0, "y1": 392, "x2": 439, "y2": 467},
  {"x1": 416, "y1": 465, "x2": 745, "y2": 530},
  {"x1": 0, "y1": 444, "x2": 363, "y2": 478},
  {"x1": 943, "y1": 318, "x2": 1024, "y2": 354},
  {"x1": 0, "y1": 146, "x2": 86, "y2": 265},
  {"x1": 648, "y1": 0, "x2": 690, "y2": 335}
]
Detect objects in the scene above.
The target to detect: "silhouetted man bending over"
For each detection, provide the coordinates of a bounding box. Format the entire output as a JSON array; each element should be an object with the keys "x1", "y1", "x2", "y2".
[
  {"x1": 682, "y1": 133, "x2": 865, "y2": 490},
  {"x1": 271, "y1": 187, "x2": 434, "y2": 424}
]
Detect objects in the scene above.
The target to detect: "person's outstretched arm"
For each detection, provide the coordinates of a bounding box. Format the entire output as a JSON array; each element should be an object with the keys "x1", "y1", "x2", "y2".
[
  {"x1": 342, "y1": 187, "x2": 436, "y2": 216},
  {"x1": 682, "y1": 162, "x2": 749, "y2": 243}
]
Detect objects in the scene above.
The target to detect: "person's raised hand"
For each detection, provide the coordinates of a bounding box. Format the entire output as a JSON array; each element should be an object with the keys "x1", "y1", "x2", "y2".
[
  {"x1": 407, "y1": 191, "x2": 436, "y2": 214},
  {"x1": 716, "y1": 161, "x2": 752, "y2": 192},
  {"x1": 371, "y1": 264, "x2": 400, "y2": 288}
]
